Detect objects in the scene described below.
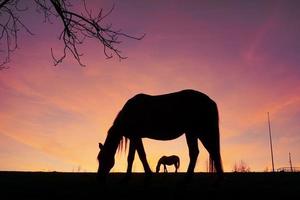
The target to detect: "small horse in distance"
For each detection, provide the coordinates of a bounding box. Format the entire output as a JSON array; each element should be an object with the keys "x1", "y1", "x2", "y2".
[
  {"x1": 156, "y1": 155, "x2": 180, "y2": 173},
  {"x1": 97, "y1": 89, "x2": 223, "y2": 181}
]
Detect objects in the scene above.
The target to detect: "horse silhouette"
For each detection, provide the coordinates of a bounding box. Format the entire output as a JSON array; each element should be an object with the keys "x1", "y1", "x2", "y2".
[
  {"x1": 97, "y1": 89, "x2": 223, "y2": 181},
  {"x1": 156, "y1": 155, "x2": 180, "y2": 173}
]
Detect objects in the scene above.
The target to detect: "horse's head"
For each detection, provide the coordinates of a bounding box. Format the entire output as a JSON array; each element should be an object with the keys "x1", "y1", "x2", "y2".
[
  {"x1": 155, "y1": 165, "x2": 160, "y2": 173},
  {"x1": 97, "y1": 142, "x2": 115, "y2": 180},
  {"x1": 155, "y1": 161, "x2": 161, "y2": 173}
]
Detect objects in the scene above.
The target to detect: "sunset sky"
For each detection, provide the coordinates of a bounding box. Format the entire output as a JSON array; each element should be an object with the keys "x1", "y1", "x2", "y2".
[{"x1": 0, "y1": 0, "x2": 300, "y2": 173}]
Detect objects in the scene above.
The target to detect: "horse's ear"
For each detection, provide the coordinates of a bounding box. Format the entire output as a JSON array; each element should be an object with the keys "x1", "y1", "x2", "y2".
[{"x1": 99, "y1": 143, "x2": 103, "y2": 150}]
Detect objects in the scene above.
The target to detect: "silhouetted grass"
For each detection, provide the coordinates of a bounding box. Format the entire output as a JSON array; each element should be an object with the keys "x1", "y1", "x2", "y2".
[{"x1": 0, "y1": 172, "x2": 299, "y2": 199}]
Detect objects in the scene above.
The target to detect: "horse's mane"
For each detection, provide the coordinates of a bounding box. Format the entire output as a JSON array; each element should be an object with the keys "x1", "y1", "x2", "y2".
[
  {"x1": 117, "y1": 136, "x2": 128, "y2": 153},
  {"x1": 109, "y1": 108, "x2": 129, "y2": 153}
]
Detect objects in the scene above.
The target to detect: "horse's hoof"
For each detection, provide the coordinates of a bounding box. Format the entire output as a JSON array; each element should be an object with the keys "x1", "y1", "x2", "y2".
[
  {"x1": 211, "y1": 175, "x2": 224, "y2": 187},
  {"x1": 182, "y1": 173, "x2": 193, "y2": 184},
  {"x1": 96, "y1": 174, "x2": 107, "y2": 185},
  {"x1": 119, "y1": 175, "x2": 131, "y2": 184},
  {"x1": 145, "y1": 173, "x2": 152, "y2": 179}
]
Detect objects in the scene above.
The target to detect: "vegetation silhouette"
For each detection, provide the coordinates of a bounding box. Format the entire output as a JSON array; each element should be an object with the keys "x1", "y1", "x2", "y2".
[
  {"x1": 97, "y1": 89, "x2": 223, "y2": 182},
  {"x1": 156, "y1": 155, "x2": 180, "y2": 173}
]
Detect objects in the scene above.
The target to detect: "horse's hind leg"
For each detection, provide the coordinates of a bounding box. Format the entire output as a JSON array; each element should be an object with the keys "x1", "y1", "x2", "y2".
[
  {"x1": 209, "y1": 148, "x2": 223, "y2": 178},
  {"x1": 185, "y1": 134, "x2": 199, "y2": 174},
  {"x1": 135, "y1": 138, "x2": 152, "y2": 174},
  {"x1": 201, "y1": 133, "x2": 223, "y2": 179}
]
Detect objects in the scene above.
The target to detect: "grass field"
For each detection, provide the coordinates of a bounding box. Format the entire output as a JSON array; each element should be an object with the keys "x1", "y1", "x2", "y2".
[{"x1": 0, "y1": 172, "x2": 299, "y2": 199}]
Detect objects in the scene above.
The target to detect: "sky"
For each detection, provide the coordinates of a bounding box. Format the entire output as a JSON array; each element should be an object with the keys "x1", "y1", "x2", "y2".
[{"x1": 0, "y1": 0, "x2": 300, "y2": 173}]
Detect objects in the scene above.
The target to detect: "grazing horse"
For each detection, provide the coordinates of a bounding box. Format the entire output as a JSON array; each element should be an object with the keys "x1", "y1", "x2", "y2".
[
  {"x1": 97, "y1": 89, "x2": 223, "y2": 180},
  {"x1": 156, "y1": 155, "x2": 180, "y2": 173}
]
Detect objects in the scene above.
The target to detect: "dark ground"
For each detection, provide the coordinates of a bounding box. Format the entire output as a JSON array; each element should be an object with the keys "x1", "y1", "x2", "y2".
[{"x1": 0, "y1": 172, "x2": 299, "y2": 199}]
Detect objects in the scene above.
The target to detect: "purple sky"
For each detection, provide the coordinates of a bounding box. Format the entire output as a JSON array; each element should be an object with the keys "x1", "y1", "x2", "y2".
[{"x1": 0, "y1": 0, "x2": 299, "y2": 172}]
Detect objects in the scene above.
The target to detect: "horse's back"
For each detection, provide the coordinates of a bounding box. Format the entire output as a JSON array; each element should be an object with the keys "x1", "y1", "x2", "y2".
[
  {"x1": 161, "y1": 155, "x2": 180, "y2": 165},
  {"x1": 113, "y1": 89, "x2": 219, "y2": 139},
  {"x1": 123, "y1": 89, "x2": 216, "y2": 115},
  {"x1": 131, "y1": 89, "x2": 212, "y2": 104}
]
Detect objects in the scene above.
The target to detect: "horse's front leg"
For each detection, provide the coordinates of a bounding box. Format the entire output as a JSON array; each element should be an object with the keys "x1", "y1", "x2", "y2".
[
  {"x1": 122, "y1": 140, "x2": 136, "y2": 183},
  {"x1": 127, "y1": 139, "x2": 136, "y2": 174},
  {"x1": 135, "y1": 138, "x2": 152, "y2": 174}
]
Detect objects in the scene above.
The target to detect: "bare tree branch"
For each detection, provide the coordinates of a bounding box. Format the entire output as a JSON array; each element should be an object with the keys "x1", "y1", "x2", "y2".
[
  {"x1": 0, "y1": 0, "x2": 11, "y2": 9},
  {"x1": 0, "y1": 0, "x2": 145, "y2": 68},
  {"x1": 0, "y1": 0, "x2": 34, "y2": 69}
]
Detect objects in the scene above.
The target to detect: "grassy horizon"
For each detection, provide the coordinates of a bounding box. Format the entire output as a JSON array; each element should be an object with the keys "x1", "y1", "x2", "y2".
[{"x1": 1, "y1": 171, "x2": 299, "y2": 199}]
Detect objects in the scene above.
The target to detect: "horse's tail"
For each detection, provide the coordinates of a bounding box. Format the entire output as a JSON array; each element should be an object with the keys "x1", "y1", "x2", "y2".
[{"x1": 210, "y1": 102, "x2": 223, "y2": 176}]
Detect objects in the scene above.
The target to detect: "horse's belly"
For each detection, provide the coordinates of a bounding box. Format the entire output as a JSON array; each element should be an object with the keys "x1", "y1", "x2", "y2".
[
  {"x1": 122, "y1": 110, "x2": 188, "y2": 140},
  {"x1": 141, "y1": 129, "x2": 184, "y2": 140}
]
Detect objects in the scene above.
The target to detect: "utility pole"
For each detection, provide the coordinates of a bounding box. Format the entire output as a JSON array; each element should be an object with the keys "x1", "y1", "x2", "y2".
[
  {"x1": 289, "y1": 152, "x2": 293, "y2": 172},
  {"x1": 267, "y1": 112, "x2": 275, "y2": 172}
]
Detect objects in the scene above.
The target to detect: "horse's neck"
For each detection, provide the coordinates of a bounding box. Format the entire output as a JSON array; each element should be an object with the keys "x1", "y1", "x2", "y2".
[
  {"x1": 104, "y1": 127, "x2": 121, "y2": 155},
  {"x1": 157, "y1": 159, "x2": 163, "y2": 168}
]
